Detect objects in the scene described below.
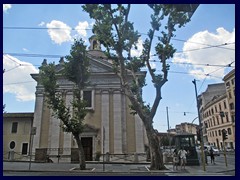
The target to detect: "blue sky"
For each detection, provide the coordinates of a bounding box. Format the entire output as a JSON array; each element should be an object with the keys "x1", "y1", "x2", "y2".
[{"x1": 3, "y1": 4, "x2": 235, "y2": 132}]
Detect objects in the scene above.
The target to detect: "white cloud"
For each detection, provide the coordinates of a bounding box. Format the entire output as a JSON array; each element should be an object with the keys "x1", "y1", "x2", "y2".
[
  {"x1": 131, "y1": 38, "x2": 143, "y2": 57},
  {"x1": 173, "y1": 27, "x2": 235, "y2": 80},
  {"x1": 46, "y1": 20, "x2": 72, "y2": 45},
  {"x1": 3, "y1": 55, "x2": 38, "y2": 101},
  {"x1": 38, "y1": 21, "x2": 45, "y2": 26},
  {"x1": 22, "y1": 48, "x2": 29, "y2": 52},
  {"x1": 75, "y1": 21, "x2": 89, "y2": 37},
  {"x1": 3, "y1": 4, "x2": 11, "y2": 13}
]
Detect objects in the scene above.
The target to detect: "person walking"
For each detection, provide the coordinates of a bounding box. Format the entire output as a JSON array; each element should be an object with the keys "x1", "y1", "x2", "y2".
[
  {"x1": 209, "y1": 147, "x2": 215, "y2": 164},
  {"x1": 204, "y1": 148, "x2": 208, "y2": 165},
  {"x1": 172, "y1": 149, "x2": 179, "y2": 171},
  {"x1": 178, "y1": 147, "x2": 188, "y2": 170}
]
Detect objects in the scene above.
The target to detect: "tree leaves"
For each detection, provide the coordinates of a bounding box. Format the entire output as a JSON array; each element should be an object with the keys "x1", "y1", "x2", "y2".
[{"x1": 39, "y1": 39, "x2": 90, "y2": 135}]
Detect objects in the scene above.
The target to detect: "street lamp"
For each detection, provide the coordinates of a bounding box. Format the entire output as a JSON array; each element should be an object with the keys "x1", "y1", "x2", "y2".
[
  {"x1": 192, "y1": 79, "x2": 206, "y2": 171},
  {"x1": 190, "y1": 117, "x2": 198, "y2": 134}
]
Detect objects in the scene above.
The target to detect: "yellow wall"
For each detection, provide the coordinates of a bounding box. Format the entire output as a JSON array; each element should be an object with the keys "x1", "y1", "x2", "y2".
[{"x1": 3, "y1": 114, "x2": 33, "y2": 159}]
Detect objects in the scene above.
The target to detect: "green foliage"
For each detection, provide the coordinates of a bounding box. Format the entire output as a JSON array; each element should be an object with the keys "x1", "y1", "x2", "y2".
[
  {"x1": 64, "y1": 39, "x2": 90, "y2": 88},
  {"x1": 3, "y1": 104, "x2": 6, "y2": 113},
  {"x1": 82, "y1": 4, "x2": 192, "y2": 118},
  {"x1": 39, "y1": 39, "x2": 90, "y2": 135}
]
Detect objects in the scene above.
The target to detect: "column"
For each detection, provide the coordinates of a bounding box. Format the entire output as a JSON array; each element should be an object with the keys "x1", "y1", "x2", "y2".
[
  {"x1": 135, "y1": 115, "x2": 145, "y2": 153},
  {"x1": 48, "y1": 110, "x2": 60, "y2": 149},
  {"x1": 121, "y1": 93, "x2": 127, "y2": 153},
  {"x1": 113, "y1": 91, "x2": 122, "y2": 153},
  {"x1": 32, "y1": 93, "x2": 44, "y2": 153},
  {"x1": 101, "y1": 90, "x2": 109, "y2": 153},
  {"x1": 62, "y1": 91, "x2": 73, "y2": 161}
]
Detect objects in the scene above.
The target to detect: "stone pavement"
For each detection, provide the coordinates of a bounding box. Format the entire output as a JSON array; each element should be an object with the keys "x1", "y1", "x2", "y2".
[{"x1": 3, "y1": 161, "x2": 235, "y2": 176}]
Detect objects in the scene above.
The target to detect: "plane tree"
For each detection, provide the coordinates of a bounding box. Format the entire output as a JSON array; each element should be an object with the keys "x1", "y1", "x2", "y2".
[
  {"x1": 82, "y1": 4, "x2": 196, "y2": 170},
  {"x1": 39, "y1": 39, "x2": 89, "y2": 170}
]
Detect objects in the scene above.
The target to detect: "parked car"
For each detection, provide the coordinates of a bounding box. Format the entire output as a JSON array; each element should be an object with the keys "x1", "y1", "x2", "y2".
[
  {"x1": 226, "y1": 147, "x2": 235, "y2": 152},
  {"x1": 204, "y1": 145, "x2": 220, "y2": 156}
]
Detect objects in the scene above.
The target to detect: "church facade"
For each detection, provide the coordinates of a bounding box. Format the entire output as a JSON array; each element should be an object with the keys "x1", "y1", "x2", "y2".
[{"x1": 30, "y1": 37, "x2": 148, "y2": 162}]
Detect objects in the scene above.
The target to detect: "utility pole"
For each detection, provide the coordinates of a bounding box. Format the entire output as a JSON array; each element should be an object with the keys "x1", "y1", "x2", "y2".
[
  {"x1": 166, "y1": 107, "x2": 171, "y2": 152},
  {"x1": 192, "y1": 79, "x2": 206, "y2": 171}
]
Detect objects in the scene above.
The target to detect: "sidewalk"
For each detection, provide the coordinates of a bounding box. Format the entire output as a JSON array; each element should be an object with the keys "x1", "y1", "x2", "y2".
[
  {"x1": 164, "y1": 162, "x2": 235, "y2": 176},
  {"x1": 3, "y1": 161, "x2": 235, "y2": 176}
]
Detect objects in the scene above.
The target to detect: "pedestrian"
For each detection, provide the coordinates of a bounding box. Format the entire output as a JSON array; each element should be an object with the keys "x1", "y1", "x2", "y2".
[
  {"x1": 178, "y1": 147, "x2": 188, "y2": 170},
  {"x1": 209, "y1": 147, "x2": 215, "y2": 164},
  {"x1": 172, "y1": 149, "x2": 179, "y2": 170},
  {"x1": 204, "y1": 148, "x2": 208, "y2": 165}
]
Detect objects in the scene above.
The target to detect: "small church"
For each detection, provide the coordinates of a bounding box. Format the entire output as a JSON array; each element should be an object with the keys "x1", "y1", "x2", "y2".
[{"x1": 30, "y1": 35, "x2": 148, "y2": 162}]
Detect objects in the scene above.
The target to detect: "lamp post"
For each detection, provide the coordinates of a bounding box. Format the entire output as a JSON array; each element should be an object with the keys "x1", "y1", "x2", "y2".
[
  {"x1": 190, "y1": 117, "x2": 198, "y2": 134},
  {"x1": 192, "y1": 79, "x2": 206, "y2": 171}
]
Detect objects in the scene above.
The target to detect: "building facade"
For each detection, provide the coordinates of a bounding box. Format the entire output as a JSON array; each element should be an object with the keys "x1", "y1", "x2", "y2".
[
  {"x1": 223, "y1": 69, "x2": 235, "y2": 147},
  {"x1": 175, "y1": 122, "x2": 198, "y2": 135},
  {"x1": 30, "y1": 37, "x2": 147, "y2": 162},
  {"x1": 198, "y1": 83, "x2": 226, "y2": 143},
  {"x1": 199, "y1": 69, "x2": 235, "y2": 150},
  {"x1": 3, "y1": 113, "x2": 34, "y2": 161},
  {"x1": 202, "y1": 93, "x2": 234, "y2": 150}
]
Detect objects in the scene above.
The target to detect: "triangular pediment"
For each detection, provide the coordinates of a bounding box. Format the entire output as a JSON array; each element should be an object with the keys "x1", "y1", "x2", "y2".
[{"x1": 89, "y1": 58, "x2": 114, "y2": 73}]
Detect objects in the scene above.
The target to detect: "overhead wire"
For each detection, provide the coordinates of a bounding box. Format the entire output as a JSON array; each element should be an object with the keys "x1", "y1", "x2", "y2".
[
  {"x1": 3, "y1": 52, "x2": 235, "y2": 69},
  {"x1": 3, "y1": 81, "x2": 36, "y2": 85},
  {"x1": 3, "y1": 26, "x2": 235, "y2": 52},
  {"x1": 3, "y1": 26, "x2": 234, "y2": 98}
]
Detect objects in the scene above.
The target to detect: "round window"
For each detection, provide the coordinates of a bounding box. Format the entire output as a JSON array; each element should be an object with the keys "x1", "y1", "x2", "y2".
[{"x1": 10, "y1": 141, "x2": 15, "y2": 149}]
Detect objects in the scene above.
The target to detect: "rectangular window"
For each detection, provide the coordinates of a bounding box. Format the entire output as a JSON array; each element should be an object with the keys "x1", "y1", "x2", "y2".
[
  {"x1": 229, "y1": 91, "x2": 232, "y2": 99},
  {"x1": 11, "y1": 122, "x2": 18, "y2": 133},
  {"x1": 224, "y1": 101, "x2": 227, "y2": 109},
  {"x1": 225, "y1": 112, "x2": 229, "y2": 122},
  {"x1": 219, "y1": 103, "x2": 222, "y2": 111},
  {"x1": 22, "y1": 143, "x2": 28, "y2": 155},
  {"x1": 83, "y1": 91, "x2": 92, "y2": 108},
  {"x1": 226, "y1": 81, "x2": 230, "y2": 88},
  {"x1": 230, "y1": 103, "x2": 234, "y2": 110},
  {"x1": 231, "y1": 78, "x2": 235, "y2": 85},
  {"x1": 221, "y1": 115, "x2": 224, "y2": 124},
  {"x1": 218, "y1": 130, "x2": 221, "y2": 136},
  {"x1": 216, "y1": 116, "x2": 219, "y2": 125}
]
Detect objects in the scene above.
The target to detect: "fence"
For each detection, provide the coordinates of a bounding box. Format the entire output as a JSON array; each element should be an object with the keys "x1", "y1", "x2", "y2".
[
  {"x1": 3, "y1": 151, "x2": 32, "y2": 161},
  {"x1": 3, "y1": 149, "x2": 149, "y2": 163}
]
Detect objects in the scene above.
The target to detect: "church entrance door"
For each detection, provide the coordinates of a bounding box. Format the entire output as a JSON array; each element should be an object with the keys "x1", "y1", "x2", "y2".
[{"x1": 81, "y1": 137, "x2": 93, "y2": 161}]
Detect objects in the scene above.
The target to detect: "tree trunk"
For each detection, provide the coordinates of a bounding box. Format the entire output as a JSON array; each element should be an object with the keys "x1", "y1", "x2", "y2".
[
  {"x1": 145, "y1": 123, "x2": 165, "y2": 170},
  {"x1": 74, "y1": 134, "x2": 86, "y2": 170}
]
